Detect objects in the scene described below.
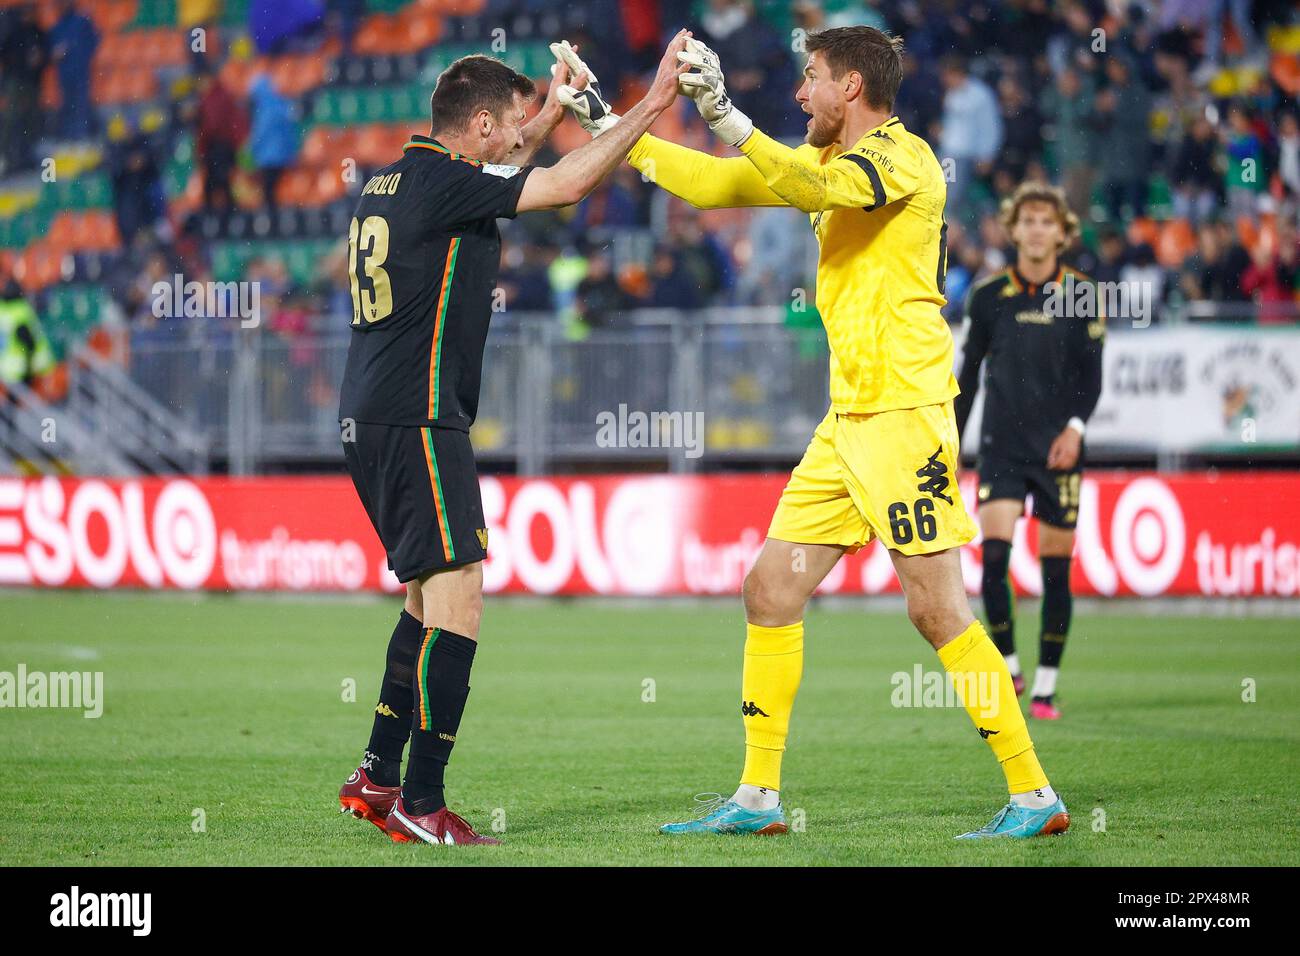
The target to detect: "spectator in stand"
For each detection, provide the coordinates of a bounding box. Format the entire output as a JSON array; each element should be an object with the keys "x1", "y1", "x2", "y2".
[
  {"x1": 107, "y1": 118, "x2": 167, "y2": 247},
  {"x1": 1120, "y1": 242, "x2": 1166, "y2": 322},
  {"x1": 939, "y1": 55, "x2": 1003, "y2": 227},
  {"x1": 326, "y1": 0, "x2": 365, "y2": 61},
  {"x1": 0, "y1": 277, "x2": 54, "y2": 393},
  {"x1": 1180, "y1": 220, "x2": 1251, "y2": 311},
  {"x1": 646, "y1": 246, "x2": 703, "y2": 310},
  {"x1": 1089, "y1": 227, "x2": 1129, "y2": 286},
  {"x1": 0, "y1": 3, "x2": 49, "y2": 173},
  {"x1": 1277, "y1": 112, "x2": 1300, "y2": 208},
  {"x1": 1040, "y1": 65, "x2": 1096, "y2": 219},
  {"x1": 569, "y1": 165, "x2": 647, "y2": 235},
  {"x1": 697, "y1": 0, "x2": 801, "y2": 138},
  {"x1": 249, "y1": 0, "x2": 324, "y2": 56},
  {"x1": 996, "y1": 73, "x2": 1043, "y2": 185},
  {"x1": 48, "y1": 0, "x2": 99, "y2": 140},
  {"x1": 1046, "y1": 1, "x2": 1104, "y2": 82},
  {"x1": 1171, "y1": 114, "x2": 1222, "y2": 224},
  {"x1": 1202, "y1": 0, "x2": 1263, "y2": 78},
  {"x1": 196, "y1": 73, "x2": 249, "y2": 212},
  {"x1": 574, "y1": 252, "x2": 630, "y2": 330},
  {"x1": 1090, "y1": 55, "x2": 1152, "y2": 221},
  {"x1": 247, "y1": 74, "x2": 301, "y2": 210},
  {"x1": 892, "y1": 39, "x2": 944, "y2": 142},
  {"x1": 1241, "y1": 222, "x2": 1299, "y2": 324},
  {"x1": 667, "y1": 212, "x2": 733, "y2": 303},
  {"x1": 1222, "y1": 104, "x2": 1265, "y2": 221}
]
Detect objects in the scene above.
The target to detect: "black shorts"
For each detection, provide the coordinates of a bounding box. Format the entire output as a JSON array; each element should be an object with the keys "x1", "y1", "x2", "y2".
[
  {"x1": 977, "y1": 454, "x2": 1082, "y2": 530},
  {"x1": 343, "y1": 422, "x2": 487, "y2": 582}
]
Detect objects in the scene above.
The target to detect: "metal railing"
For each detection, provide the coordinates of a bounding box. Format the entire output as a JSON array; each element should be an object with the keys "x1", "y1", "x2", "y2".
[
  {"x1": 123, "y1": 308, "x2": 835, "y2": 474},
  {"x1": 18, "y1": 302, "x2": 1296, "y2": 476}
]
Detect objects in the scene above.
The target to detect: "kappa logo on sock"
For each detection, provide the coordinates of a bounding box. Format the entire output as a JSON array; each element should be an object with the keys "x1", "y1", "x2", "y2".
[
  {"x1": 978, "y1": 726, "x2": 999, "y2": 739},
  {"x1": 375, "y1": 702, "x2": 398, "y2": 719},
  {"x1": 741, "y1": 700, "x2": 770, "y2": 717}
]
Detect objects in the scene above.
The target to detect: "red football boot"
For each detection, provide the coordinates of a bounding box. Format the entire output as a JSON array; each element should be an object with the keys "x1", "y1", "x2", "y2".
[
  {"x1": 1012, "y1": 673, "x2": 1026, "y2": 697},
  {"x1": 386, "y1": 796, "x2": 501, "y2": 845},
  {"x1": 1030, "y1": 697, "x2": 1062, "y2": 720},
  {"x1": 339, "y1": 766, "x2": 401, "y2": 832}
]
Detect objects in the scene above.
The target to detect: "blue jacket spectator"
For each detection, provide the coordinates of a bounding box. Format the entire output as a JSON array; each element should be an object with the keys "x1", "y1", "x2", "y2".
[
  {"x1": 49, "y1": 0, "x2": 98, "y2": 139},
  {"x1": 248, "y1": 74, "x2": 301, "y2": 208}
]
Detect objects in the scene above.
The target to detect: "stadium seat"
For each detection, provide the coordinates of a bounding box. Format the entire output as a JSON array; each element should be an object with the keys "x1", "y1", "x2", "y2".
[{"x1": 1156, "y1": 219, "x2": 1197, "y2": 268}]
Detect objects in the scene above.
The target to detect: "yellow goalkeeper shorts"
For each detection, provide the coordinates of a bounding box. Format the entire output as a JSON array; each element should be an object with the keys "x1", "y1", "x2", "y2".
[{"x1": 768, "y1": 402, "x2": 976, "y2": 556}]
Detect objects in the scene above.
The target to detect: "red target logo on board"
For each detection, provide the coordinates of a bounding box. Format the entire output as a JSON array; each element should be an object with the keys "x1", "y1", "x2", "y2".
[{"x1": 1110, "y1": 478, "x2": 1186, "y2": 596}]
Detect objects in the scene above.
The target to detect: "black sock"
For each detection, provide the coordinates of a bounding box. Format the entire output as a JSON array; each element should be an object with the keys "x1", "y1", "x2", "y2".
[
  {"x1": 403, "y1": 627, "x2": 476, "y2": 815},
  {"x1": 981, "y1": 539, "x2": 1016, "y2": 657},
  {"x1": 1039, "y1": 556, "x2": 1073, "y2": 670},
  {"x1": 363, "y1": 610, "x2": 424, "y2": 787}
]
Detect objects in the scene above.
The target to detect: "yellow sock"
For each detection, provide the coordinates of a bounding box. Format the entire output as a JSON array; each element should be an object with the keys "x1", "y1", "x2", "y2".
[
  {"x1": 739, "y1": 621, "x2": 803, "y2": 791},
  {"x1": 937, "y1": 620, "x2": 1049, "y2": 794}
]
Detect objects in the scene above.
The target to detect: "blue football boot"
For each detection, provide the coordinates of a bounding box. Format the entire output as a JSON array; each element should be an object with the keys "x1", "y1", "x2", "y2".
[{"x1": 659, "y1": 792, "x2": 788, "y2": 836}]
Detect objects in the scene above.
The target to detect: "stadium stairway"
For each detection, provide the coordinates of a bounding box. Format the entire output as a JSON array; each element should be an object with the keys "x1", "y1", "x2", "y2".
[{"x1": 0, "y1": 343, "x2": 208, "y2": 477}]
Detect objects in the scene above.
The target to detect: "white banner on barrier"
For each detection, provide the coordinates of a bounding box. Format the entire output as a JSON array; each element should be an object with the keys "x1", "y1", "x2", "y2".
[{"x1": 958, "y1": 325, "x2": 1300, "y2": 452}]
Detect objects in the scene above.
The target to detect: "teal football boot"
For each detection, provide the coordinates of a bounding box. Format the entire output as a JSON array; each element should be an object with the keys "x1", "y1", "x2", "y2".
[
  {"x1": 955, "y1": 797, "x2": 1070, "y2": 839},
  {"x1": 659, "y1": 793, "x2": 788, "y2": 836}
]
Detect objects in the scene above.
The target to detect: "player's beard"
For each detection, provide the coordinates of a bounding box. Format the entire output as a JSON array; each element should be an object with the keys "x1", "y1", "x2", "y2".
[{"x1": 805, "y1": 110, "x2": 841, "y2": 150}]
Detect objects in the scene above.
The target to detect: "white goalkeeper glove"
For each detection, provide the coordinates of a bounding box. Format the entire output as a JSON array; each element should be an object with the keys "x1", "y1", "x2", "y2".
[
  {"x1": 549, "y1": 40, "x2": 619, "y2": 137},
  {"x1": 676, "y1": 38, "x2": 754, "y2": 148}
]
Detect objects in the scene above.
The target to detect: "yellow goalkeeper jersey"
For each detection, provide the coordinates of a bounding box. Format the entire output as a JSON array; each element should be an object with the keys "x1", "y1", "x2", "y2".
[{"x1": 627, "y1": 117, "x2": 956, "y2": 414}]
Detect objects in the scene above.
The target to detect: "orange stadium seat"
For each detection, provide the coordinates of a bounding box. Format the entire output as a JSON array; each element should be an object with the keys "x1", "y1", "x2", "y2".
[
  {"x1": 312, "y1": 167, "x2": 348, "y2": 205},
  {"x1": 424, "y1": 0, "x2": 488, "y2": 14},
  {"x1": 1156, "y1": 219, "x2": 1197, "y2": 268},
  {"x1": 268, "y1": 53, "x2": 328, "y2": 98},
  {"x1": 14, "y1": 243, "x2": 64, "y2": 291},
  {"x1": 1236, "y1": 214, "x2": 1259, "y2": 250},
  {"x1": 1272, "y1": 52, "x2": 1300, "y2": 94},
  {"x1": 355, "y1": 10, "x2": 443, "y2": 56},
  {"x1": 88, "y1": 0, "x2": 139, "y2": 35},
  {"x1": 1126, "y1": 216, "x2": 1159, "y2": 248}
]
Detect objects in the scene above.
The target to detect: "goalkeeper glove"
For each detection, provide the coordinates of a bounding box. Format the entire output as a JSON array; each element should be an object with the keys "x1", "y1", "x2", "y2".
[
  {"x1": 549, "y1": 40, "x2": 619, "y2": 137},
  {"x1": 676, "y1": 38, "x2": 754, "y2": 148}
]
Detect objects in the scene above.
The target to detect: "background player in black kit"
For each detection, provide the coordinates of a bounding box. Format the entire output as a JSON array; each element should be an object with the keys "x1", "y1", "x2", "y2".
[
  {"x1": 336, "y1": 33, "x2": 693, "y2": 845},
  {"x1": 955, "y1": 182, "x2": 1104, "y2": 723}
]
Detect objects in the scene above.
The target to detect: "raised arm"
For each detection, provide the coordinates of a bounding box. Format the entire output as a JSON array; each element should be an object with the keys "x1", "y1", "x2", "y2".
[
  {"x1": 626, "y1": 134, "x2": 787, "y2": 209},
  {"x1": 738, "y1": 129, "x2": 886, "y2": 213},
  {"x1": 517, "y1": 31, "x2": 691, "y2": 212}
]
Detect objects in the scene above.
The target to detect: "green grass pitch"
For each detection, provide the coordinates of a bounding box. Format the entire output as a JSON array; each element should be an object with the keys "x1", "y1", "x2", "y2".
[{"x1": 1, "y1": 589, "x2": 1297, "y2": 866}]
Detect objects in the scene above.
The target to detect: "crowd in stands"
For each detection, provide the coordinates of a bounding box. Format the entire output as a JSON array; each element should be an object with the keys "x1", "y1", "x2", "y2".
[{"x1": 0, "y1": 0, "x2": 1298, "y2": 392}]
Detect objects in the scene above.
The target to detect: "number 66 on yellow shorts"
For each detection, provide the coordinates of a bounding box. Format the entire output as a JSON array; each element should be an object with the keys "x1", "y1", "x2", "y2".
[{"x1": 767, "y1": 401, "x2": 976, "y2": 555}]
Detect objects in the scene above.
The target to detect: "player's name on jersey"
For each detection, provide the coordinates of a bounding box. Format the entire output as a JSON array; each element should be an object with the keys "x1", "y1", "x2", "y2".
[{"x1": 362, "y1": 172, "x2": 402, "y2": 196}]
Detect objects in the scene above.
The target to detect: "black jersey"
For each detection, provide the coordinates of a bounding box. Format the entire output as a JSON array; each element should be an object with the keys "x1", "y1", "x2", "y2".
[
  {"x1": 954, "y1": 266, "x2": 1105, "y2": 464},
  {"x1": 338, "y1": 134, "x2": 533, "y2": 431}
]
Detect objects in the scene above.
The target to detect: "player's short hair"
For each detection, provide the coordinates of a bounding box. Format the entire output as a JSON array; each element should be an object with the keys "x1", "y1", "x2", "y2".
[
  {"x1": 1000, "y1": 181, "x2": 1081, "y2": 250},
  {"x1": 804, "y1": 26, "x2": 904, "y2": 111},
  {"x1": 429, "y1": 55, "x2": 536, "y2": 136}
]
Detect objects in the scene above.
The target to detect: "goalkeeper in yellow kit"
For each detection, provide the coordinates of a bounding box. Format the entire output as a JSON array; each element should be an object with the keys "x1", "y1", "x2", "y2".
[{"x1": 553, "y1": 26, "x2": 1068, "y2": 839}]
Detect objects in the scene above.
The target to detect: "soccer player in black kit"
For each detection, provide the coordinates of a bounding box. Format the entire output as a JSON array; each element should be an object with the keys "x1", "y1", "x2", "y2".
[
  {"x1": 336, "y1": 33, "x2": 693, "y2": 845},
  {"x1": 955, "y1": 182, "x2": 1104, "y2": 722}
]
